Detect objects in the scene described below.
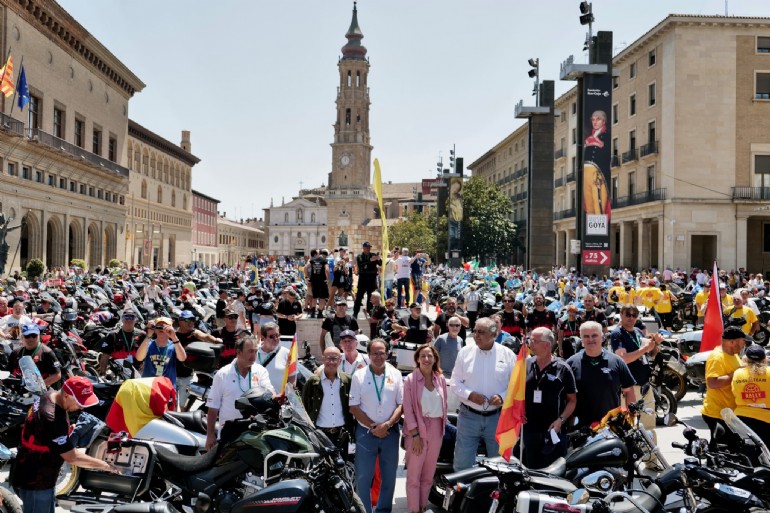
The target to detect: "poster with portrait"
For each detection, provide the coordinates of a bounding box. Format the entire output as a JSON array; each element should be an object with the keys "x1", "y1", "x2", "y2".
[
  {"x1": 448, "y1": 176, "x2": 463, "y2": 243},
  {"x1": 581, "y1": 73, "x2": 612, "y2": 265}
]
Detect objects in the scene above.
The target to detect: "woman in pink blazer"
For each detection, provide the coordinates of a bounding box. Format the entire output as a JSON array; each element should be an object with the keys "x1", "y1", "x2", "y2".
[{"x1": 403, "y1": 344, "x2": 448, "y2": 513}]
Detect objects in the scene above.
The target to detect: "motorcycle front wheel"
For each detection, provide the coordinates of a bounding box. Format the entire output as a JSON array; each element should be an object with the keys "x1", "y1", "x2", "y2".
[
  {"x1": 754, "y1": 329, "x2": 768, "y2": 346},
  {"x1": 0, "y1": 487, "x2": 22, "y2": 513},
  {"x1": 661, "y1": 368, "x2": 687, "y2": 401},
  {"x1": 56, "y1": 461, "x2": 79, "y2": 496},
  {"x1": 428, "y1": 474, "x2": 445, "y2": 507},
  {"x1": 655, "y1": 387, "x2": 678, "y2": 425}
]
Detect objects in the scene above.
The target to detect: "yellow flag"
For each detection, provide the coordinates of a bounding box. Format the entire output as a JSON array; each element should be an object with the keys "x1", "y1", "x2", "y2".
[{"x1": 373, "y1": 159, "x2": 389, "y2": 297}]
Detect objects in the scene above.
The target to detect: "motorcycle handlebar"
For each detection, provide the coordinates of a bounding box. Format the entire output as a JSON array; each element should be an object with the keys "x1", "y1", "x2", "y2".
[{"x1": 672, "y1": 442, "x2": 688, "y2": 451}]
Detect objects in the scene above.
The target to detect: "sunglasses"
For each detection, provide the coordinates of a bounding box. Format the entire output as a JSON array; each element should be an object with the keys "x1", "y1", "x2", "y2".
[
  {"x1": 624, "y1": 312, "x2": 639, "y2": 318},
  {"x1": 266, "y1": 334, "x2": 280, "y2": 339},
  {"x1": 23, "y1": 334, "x2": 39, "y2": 339},
  {"x1": 226, "y1": 315, "x2": 239, "y2": 319},
  {"x1": 122, "y1": 316, "x2": 136, "y2": 321},
  {"x1": 503, "y1": 299, "x2": 514, "y2": 303}
]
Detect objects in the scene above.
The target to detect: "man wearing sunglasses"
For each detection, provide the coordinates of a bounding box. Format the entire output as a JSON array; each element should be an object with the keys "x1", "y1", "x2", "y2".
[
  {"x1": 212, "y1": 308, "x2": 244, "y2": 365},
  {"x1": 97, "y1": 310, "x2": 146, "y2": 374},
  {"x1": 433, "y1": 296, "x2": 469, "y2": 341},
  {"x1": 7, "y1": 323, "x2": 61, "y2": 388},
  {"x1": 258, "y1": 322, "x2": 296, "y2": 392},
  {"x1": 175, "y1": 310, "x2": 224, "y2": 410}
]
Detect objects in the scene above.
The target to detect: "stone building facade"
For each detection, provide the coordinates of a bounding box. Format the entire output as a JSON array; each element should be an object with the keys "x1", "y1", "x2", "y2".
[
  {"x1": 217, "y1": 217, "x2": 265, "y2": 266},
  {"x1": 125, "y1": 121, "x2": 198, "y2": 269},
  {"x1": 192, "y1": 190, "x2": 219, "y2": 267},
  {"x1": 265, "y1": 196, "x2": 328, "y2": 257},
  {"x1": 0, "y1": 0, "x2": 144, "y2": 274},
  {"x1": 471, "y1": 15, "x2": 770, "y2": 273}
]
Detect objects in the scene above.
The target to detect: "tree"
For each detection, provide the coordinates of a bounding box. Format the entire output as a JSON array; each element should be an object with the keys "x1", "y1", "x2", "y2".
[
  {"x1": 389, "y1": 210, "x2": 438, "y2": 257},
  {"x1": 108, "y1": 258, "x2": 122, "y2": 268},
  {"x1": 26, "y1": 258, "x2": 44, "y2": 279},
  {"x1": 460, "y1": 176, "x2": 518, "y2": 263}
]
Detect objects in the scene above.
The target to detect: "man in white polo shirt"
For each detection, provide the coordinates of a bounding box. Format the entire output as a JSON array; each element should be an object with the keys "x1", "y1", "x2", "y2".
[
  {"x1": 205, "y1": 335, "x2": 274, "y2": 450},
  {"x1": 349, "y1": 338, "x2": 403, "y2": 513}
]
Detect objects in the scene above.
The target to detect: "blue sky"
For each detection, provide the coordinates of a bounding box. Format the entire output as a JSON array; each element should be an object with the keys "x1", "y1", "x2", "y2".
[{"x1": 59, "y1": 0, "x2": 770, "y2": 220}]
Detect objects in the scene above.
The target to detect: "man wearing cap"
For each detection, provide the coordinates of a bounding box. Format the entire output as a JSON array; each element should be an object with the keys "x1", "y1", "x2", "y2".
[
  {"x1": 701, "y1": 325, "x2": 748, "y2": 448},
  {"x1": 307, "y1": 249, "x2": 331, "y2": 319},
  {"x1": 0, "y1": 297, "x2": 33, "y2": 341},
  {"x1": 212, "y1": 308, "x2": 243, "y2": 365},
  {"x1": 724, "y1": 293, "x2": 759, "y2": 337},
  {"x1": 320, "y1": 299, "x2": 359, "y2": 352},
  {"x1": 97, "y1": 311, "x2": 147, "y2": 374},
  {"x1": 33, "y1": 298, "x2": 56, "y2": 321},
  {"x1": 136, "y1": 317, "x2": 187, "y2": 385},
  {"x1": 354, "y1": 242, "x2": 382, "y2": 320},
  {"x1": 337, "y1": 329, "x2": 369, "y2": 374},
  {"x1": 276, "y1": 287, "x2": 303, "y2": 337},
  {"x1": 175, "y1": 310, "x2": 224, "y2": 410},
  {"x1": 13, "y1": 376, "x2": 116, "y2": 513},
  {"x1": 393, "y1": 303, "x2": 433, "y2": 345},
  {"x1": 206, "y1": 335, "x2": 274, "y2": 450},
  {"x1": 7, "y1": 324, "x2": 61, "y2": 387},
  {"x1": 245, "y1": 284, "x2": 261, "y2": 333}
]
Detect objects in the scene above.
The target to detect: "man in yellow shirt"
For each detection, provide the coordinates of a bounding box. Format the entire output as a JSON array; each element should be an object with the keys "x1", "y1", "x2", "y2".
[
  {"x1": 701, "y1": 326, "x2": 747, "y2": 448},
  {"x1": 731, "y1": 344, "x2": 770, "y2": 447},
  {"x1": 655, "y1": 284, "x2": 677, "y2": 332},
  {"x1": 695, "y1": 282, "x2": 710, "y2": 326},
  {"x1": 723, "y1": 294, "x2": 759, "y2": 337},
  {"x1": 639, "y1": 280, "x2": 662, "y2": 311},
  {"x1": 719, "y1": 283, "x2": 734, "y2": 309},
  {"x1": 607, "y1": 281, "x2": 625, "y2": 304}
]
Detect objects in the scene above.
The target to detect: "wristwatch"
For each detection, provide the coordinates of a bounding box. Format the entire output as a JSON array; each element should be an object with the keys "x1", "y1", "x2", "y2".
[{"x1": 558, "y1": 415, "x2": 566, "y2": 423}]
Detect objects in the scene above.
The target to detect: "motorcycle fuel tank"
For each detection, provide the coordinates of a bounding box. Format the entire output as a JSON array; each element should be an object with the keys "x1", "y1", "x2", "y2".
[
  {"x1": 230, "y1": 478, "x2": 312, "y2": 513},
  {"x1": 565, "y1": 436, "x2": 628, "y2": 468},
  {"x1": 135, "y1": 418, "x2": 206, "y2": 449}
]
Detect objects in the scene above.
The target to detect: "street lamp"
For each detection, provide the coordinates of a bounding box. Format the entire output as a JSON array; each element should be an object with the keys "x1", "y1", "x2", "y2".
[
  {"x1": 579, "y1": 2, "x2": 594, "y2": 51},
  {"x1": 528, "y1": 58, "x2": 540, "y2": 104}
]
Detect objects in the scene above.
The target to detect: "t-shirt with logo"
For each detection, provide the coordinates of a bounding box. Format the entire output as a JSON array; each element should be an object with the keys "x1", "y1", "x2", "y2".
[
  {"x1": 141, "y1": 341, "x2": 178, "y2": 384},
  {"x1": 13, "y1": 390, "x2": 73, "y2": 490},
  {"x1": 310, "y1": 256, "x2": 327, "y2": 282},
  {"x1": 395, "y1": 256, "x2": 411, "y2": 280},
  {"x1": 733, "y1": 367, "x2": 770, "y2": 423}
]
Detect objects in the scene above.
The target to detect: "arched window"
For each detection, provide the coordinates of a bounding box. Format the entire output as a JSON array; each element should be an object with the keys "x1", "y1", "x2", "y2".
[
  {"x1": 171, "y1": 190, "x2": 176, "y2": 207},
  {"x1": 345, "y1": 108, "x2": 351, "y2": 126},
  {"x1": 157, "y1": 186, "x2": 163, "y2": 203},
  {"x1": 347, "y1": 70, "x2": 351, "y2": 87},
  {"x1": 183, "y1": 194, "x2": 187, "y2": 209},
  {"x1": 356, "y1": 71, "x2": 360, "y2": 87},
  {"x1": 284, "y1": 213, "x2": 289, "y2": 223},
  {"x1": 297, "y1": 209, "x2": 303, "y2": 222},
  {"x1": 140, "y1": 180, "x2": 147, "y2": 199},
  {"x1": 311, "y1": 213, "x2": 316, "y2": 223}
]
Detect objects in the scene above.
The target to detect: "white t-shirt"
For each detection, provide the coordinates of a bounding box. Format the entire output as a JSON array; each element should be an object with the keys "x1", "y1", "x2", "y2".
[
  {"x1": 395, "y1": 256, "x2": 411, "y2": 280},
  {"x1": 349, "y1": 363, "x2": 403, "y2": 424},
  {"x1": 384, "y1": 259, "x2": 397, "y2": 281},
  {"x1": 257, "y1": 345, "x2": 297, "y2": 392},
  {"x1": 206, "y1": 361, "x2": 274, "y2": 432}
]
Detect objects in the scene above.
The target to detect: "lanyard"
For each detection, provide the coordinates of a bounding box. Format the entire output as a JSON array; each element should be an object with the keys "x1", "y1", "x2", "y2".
[
  {"x1": 121, "y1": 330, "x2": 135, "y2": 352},
  {"x1": 22, "y1": 343, "x2": 41, "y2": 359},
  {"x1": 371, "y1": 368, "x2": 386, "y2": 404},
  {"x1": 342, "y1": 356, "x2": 356, "y2": 374},
  {"x1": 533, "y1": 360, "x2": 554, "y2": 389},
  {"x1": 237, "y1": 368, "x2": 252, "y2": 393}
]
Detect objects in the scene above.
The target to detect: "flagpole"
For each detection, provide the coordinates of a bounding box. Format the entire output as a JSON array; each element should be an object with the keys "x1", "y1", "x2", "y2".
[
  {"x1": 0, "y1": 46, "x2": 11, "y2": 113},
  {"x1": 8, "y1": 56, "x2": 22, "y2": 119}
]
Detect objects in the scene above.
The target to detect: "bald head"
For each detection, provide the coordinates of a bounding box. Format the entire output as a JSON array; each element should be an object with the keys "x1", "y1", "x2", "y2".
[{"x1": 322, "y1": 346, "x2": 342, "y2": 378}]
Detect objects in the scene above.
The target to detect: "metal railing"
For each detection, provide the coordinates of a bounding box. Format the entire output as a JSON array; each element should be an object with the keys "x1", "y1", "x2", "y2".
[
  {"x1": 611, "y1": 155, "x2": 620, "y2": 168},
  {"x1": 566, "y1": 171, "x2": 576, "y2": 183},
  {"x1": 554, "y1": 176, "x2": 565, "y2": 188},
  {"x1": 611, "y1": 188, "x2": 666, "y2": 208},
  {"x1": 28, "y1": 128, "x2": 129, "y2": 177},
  {"x1": 732, "y1": 187, "x2": 770, "y2": 200},
  {"x1": 0, "y1": 112, "x2": 23, "y2": 136},
  {"x1": 513, "y1": 167, "x2": 528, "y2": 179},
  {"x1": 554, "y1": 148, "x2": 566, "y2": 160},
  {"x1": 640, "y1": 141, "x2": 659, "y2": 158},
  {"x1": 621, "y1": 147, "x2": 638, "y2": 164},
  {"x1": 553, "y1": 208, "x2": 576, "y2": 220}
]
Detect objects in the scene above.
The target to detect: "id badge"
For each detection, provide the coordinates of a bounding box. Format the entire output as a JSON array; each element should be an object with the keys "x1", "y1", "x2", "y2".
[
  {"x1": 533, "y1": 390, "x2": 543, "y2": 404},
  {"x1": 348, "y1": 442, "x2": 356, "y2": 455},
  {"x1": 377, "y1": 407, "x2": 384, "y2": 417}
]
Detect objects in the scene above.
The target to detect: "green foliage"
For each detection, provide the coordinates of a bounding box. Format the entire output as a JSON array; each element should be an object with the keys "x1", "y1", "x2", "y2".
[
  {"x1": 460, "y1": 176, "x2": 518, "y2": 262},
  {"x1": 389, "y1": 210, "x2": 438, "y2": 257},
  {"x1": 70, "y1": 258, "x2": 87, "y2": 269},
  {"x1": 108, "y1": 258, "x2": 122, "y2": 268},
  {"x1": 26, "y1": 258, "x2": 45, "y2": 279}
]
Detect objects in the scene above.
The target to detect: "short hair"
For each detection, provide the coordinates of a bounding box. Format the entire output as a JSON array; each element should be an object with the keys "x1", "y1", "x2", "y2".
[
  {"x1": 235, "y1": 333, "x2": 257, "y2": 353},
  {"x1": 580, "y1": 321, "x2": 603, "y2": 336},
  {"x1": 446, "y1": 296, "x2": 457, "y2": 304},
  {"x1": 619, "y1": 304, "x2": 639, "y2": 317},
  {"x1": 260, "y1": 322, "x2": 279, "y2": 338},
  {"x1": 591, "y1": 110, "x2": 607, "y2": 122},
  {"x1": 368, "y1": 337, "x2": 390, "y2": 353},
  {"x1": 413, "y1": 344, "x2": 441, "y2": 374},
  {"x1": 371, "y1": 291, "x2": 381, "y2": 300},
  {"x1": 310, "y1": 249, "x2": 318, "y2": 257},
  {"x1": 531, "y1": 327, "x2": 555, "y2": 346},
  {"x1": 402, "y1": 247, "x2": 409, "y2": 255},
  {"x1": 583, "y1": 294, "x2": 595, "y2": 301},
  {"x1": 733, "y1": 293, "x2": 743, "y2": 302},
  {"x1": 476, "y1": 317, "x2": 497, "y2": 336},
  {"x1": 385, "y1": 297, "x2": 396, "y2": 307},
  {"x1": 490, "y1": 313, "x2": 502, "y2": 322}
]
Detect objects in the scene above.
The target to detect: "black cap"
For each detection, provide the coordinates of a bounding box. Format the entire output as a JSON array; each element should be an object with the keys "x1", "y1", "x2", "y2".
[
  {"x1": 723, "y1": 326, "x2": 750, "y2": 340},
  {"x1": 409, "y1": 302, "x2": 421, "y2": 309},
  {"x1": 746, "y1": 344, "x2": 766, "y2": 362},
  {"x1": 363, "y1": 241, "x2": 371, "y2": 247}
]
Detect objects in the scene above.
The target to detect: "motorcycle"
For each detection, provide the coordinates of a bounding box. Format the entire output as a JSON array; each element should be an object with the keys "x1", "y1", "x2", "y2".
[
  {"x1": 0, "y1": 441, "x2": 24, "y2": 513},
  {"x1": 648, "y1": 347, "x2": 679, "y2": 422}
]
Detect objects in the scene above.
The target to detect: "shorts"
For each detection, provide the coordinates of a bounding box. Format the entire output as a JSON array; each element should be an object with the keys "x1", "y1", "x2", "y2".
[{"x1": 311, "y1": 281, "x2": 329, "y2": 299}]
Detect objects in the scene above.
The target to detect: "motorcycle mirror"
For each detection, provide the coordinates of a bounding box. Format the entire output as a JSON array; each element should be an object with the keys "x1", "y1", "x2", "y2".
[
  {"x1": 665, "y1": 414, "x2": 679, "y2": 427},
  {"x1": 571, "y1": 416, "x2": 580, "y2": 428},
  {"x1": 640, "y1": 383, "x2": 651, "y2": 397},
  {"x1": 567, "y1": 488, "x2": 590, "y2": 505},
  {"x1": 658, "y1": 329, "x2": 672, "y2": 337}
]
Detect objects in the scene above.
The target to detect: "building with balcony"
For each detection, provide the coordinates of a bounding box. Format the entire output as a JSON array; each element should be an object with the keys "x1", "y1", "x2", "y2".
[
  {"x1": 218, "y1": 216, "x2": 266, "y2": 266},
  {"x1": 471, "y1": 14, "x2": 770, "y2": 273},
  {"x1": 125, "y1": 122, "x2": 198, "y2": 269},
  {"x1": 0, "y1": 0, "x2": 144, "y2": 273},
  {"x1": 192, "y1": 190, "x2": 219, "y2": 267}
]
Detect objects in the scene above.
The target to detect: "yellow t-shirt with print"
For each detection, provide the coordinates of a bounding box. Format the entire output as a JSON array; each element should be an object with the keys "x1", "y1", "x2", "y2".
[
  {"x1": 656, "y1": 291, "x2": 674, "y2": 314},
  {"x1": 732, "y1": 366, "x2": 770, "y2": 424},
  {"x1": 608, "y1": 286, "x2": 625, "y2": 303},
  {"x1": 723, "y1": 305, "x2": 758, "y2": 335},
  {"x1": 640, "y1": 287, "x2": 662, "y2": 310},
  {"x1": 702, "y1": 347, "x2": 742, "y2": 419},
  {"x1": 695, "y1": 290, "x2": 709, "y2": 318},
  {"x1": 721, "y1": 294, "x2": 734, "y2": 309}
]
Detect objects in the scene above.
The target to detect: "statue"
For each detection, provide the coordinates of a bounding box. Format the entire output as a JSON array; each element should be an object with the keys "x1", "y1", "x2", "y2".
[
  {"x1": 0, "y1": 212, "x2": 23, "y2": 275},
  {"x1": 338, "y1": 231, "x2": 348, "y2": 247}
]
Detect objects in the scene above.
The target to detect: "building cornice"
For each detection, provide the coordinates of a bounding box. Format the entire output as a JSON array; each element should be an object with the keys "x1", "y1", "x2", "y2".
[
  {"x1": 2, "y1": 0, "x2": 145, "y2": 98},
  {"x1": 128, "y1": 119, "x2": 201, "y2": 167},
  {"x1": 192, "y1": 189, "x2": 220, "y2": 204}
]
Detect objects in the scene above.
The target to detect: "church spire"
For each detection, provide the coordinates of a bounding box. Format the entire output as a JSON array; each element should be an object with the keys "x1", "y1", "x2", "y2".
[{"x1": 341, "y1": 2, "x2": 367, "y2": 61}]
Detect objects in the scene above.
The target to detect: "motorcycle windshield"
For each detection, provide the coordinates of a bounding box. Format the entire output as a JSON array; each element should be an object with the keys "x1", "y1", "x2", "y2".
[
  {"x1": 721, "y1": 407, "x2": 770, "y2": 467},
  {"x1": 284, "y1": 383, "x2": 314, "y2": 428}
]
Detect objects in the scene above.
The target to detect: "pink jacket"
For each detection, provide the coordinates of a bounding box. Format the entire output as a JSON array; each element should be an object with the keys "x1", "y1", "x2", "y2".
[{"x1": 403, "y1": 369, "x2": 448, "y2": 438}]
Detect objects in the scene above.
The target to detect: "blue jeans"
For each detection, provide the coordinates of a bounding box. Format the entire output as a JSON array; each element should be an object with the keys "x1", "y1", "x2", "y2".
[
  {"x1": 355, "y1": 424, "x2": 400, "y2": 513},
  {"x1": 453, "y1": 405, "x2": 500, "y2": 471},
  {"x1": 69, "y1": 411, "x2": 106, "y2": 448},
  {"x1": 396, "y1": 278, "x2": 410, "y2": 307},
  {"x1": 18, "y1": 487, "x2": 55, "y2": 513},
  {"x1": 384, "y1": 279, "x2": 394, "y2": 300}
]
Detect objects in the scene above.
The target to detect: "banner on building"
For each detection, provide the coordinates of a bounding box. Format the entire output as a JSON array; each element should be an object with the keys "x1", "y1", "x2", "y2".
[
  {"x1": 143, "y1": 239, "x2": 152, "y2": 257},
  {"x1": 448, "y1": 176, "x2": 463, "y2": 242},
  {"x1": 581, "y1": 73, "x2": 612, "y2": 266}
]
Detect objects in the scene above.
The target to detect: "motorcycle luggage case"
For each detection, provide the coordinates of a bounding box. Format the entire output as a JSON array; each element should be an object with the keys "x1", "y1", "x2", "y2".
[
  {"x1": 230, "y1": 478, "x2": 312, "y2": 513},
  {"x1": 184, "y1": 342, "x2": 222, "y2": 372}
]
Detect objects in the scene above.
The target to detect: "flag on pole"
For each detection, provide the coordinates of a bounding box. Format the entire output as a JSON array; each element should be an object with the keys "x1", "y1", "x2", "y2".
[
  {"x1": 16, "y1": 64, "x2": 28, "y2": 110},
  {"x1": 373, "y1": 159, "x2": 389, "y2": 297},
  {"x1": 280, "y1": 336, "x2": 298, "y2": 394},
  {"x1": 0, "y1": 55, "x2": 14, "y2": 97},
  {"x1": 699, "y1": 261, "x2": 724, "y2": 352},
  {"x1": 495, "y1": 344, "x2": 528, "y2": 461}
]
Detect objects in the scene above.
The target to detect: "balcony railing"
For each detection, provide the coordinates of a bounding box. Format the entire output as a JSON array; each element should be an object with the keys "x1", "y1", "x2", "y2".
[
  {"x1": 514, "y1": 219, "x2": 527, "y2": 230},
  {"x1": 611, "y1": 188, "x2": 666, "y2": 209},
  {"x1": 732, "y1": 187, "x2": 770, "y2": 200},
  {"x1": 29, "y1": 128, "x2": 129, "y2": 177},
  {"x1": 566, "y1": 171, "x2": 576, "y2": 183},
  {"x1": 553, "y1": 208, "x2": 576, "y2": 220},
  {"x1": 621, "y1": 147, "x2": 638, "y2": 164},
  {"x1": 554, "y1": 176, "x2": 565, "y2": 188},
  {"x1": 611, "y1": 155, "x2": 620, "y2": 168},
  {"x1": 639, "y1": 141, "x2": 658, "y2": 158},
  {"x1": 0, "y1": 112, "x2": 24, "y2": 136},
  {"x1": 554, "y1": 148, "x2": 566, "y2": 160},
  {"x1": 513, "y1": 167, "x2": 527, "y2": 179}
]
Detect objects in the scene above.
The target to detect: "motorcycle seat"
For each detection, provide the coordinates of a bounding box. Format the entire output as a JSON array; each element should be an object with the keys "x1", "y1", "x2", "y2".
[
  {"x1": 540, "y1": 456, "x2": 567, "y2": 476},
  {"x1": 155, "y1": 444, "x2": 217, "y2": 474},
  {"x1": 604, "y1": 483, "x2": 663, "y2": 513},
  {"x1": 164, "y1": 410, "x2": 208, "y2": 435}
]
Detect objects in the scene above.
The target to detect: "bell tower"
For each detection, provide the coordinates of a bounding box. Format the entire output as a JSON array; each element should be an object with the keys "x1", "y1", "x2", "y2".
[{"x1": 326, "y1": 2, "x2": 379, "y2": 250}]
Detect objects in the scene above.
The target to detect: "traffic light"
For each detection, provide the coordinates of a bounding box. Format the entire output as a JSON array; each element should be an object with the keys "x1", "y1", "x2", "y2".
[
  {"x1": 579, "y1": 2, "x2": 594, "y2": 25},
  {"x1": 449, "y1": 149, "x2": 455, "y2": 171},
  {"x1": 527, "y1": 58, "x2": 539, "y2": 78}
]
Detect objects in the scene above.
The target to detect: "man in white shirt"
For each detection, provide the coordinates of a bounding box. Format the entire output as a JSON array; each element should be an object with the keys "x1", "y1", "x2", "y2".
[
  {"x1": 395, "y1": 248, "x2": 412, "y2": 308},
  {"x1": 205, "y1": 336, "x2": 274, "y2": 450},
  {"x1": 349, "y1": 339, "x2": 403, "y2": 513},
  {"x1": 0, "y1": 297, "x2": 34, "y2": 341},
  {"x1": 451, "y1": 317, "x2": 515, "y2": 471},
  {"x1": 256, "y1": 322, "x2": 296, "y2": 393}
]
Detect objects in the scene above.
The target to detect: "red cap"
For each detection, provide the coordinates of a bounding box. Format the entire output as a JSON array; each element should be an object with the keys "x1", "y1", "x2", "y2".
[{"x1": 63, "y1": 376, "x2": 99, "y2": 408}]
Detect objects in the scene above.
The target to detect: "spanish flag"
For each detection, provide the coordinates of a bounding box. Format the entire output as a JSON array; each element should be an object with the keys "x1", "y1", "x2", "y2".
[
  {"x1": 280, "y1": 336, "x2": 298, "y2": 395},
  {"x1": 105, "y1": 377, "x2": 177, "y2": 436},
  {"x1": 0, "y1": 55, "x2": 14, "y2": 98},
  {"x1": 700, "y1": 261, "x2": 724, "y2": 352},
  {"x1": 495, "y1": 345, "x2": 527, "y2": 461}
]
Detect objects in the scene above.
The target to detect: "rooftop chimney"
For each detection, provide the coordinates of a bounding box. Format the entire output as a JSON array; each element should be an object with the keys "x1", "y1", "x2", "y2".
[{"x1": 181, "y1": 130, "x2": 191, "y2": 152}]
